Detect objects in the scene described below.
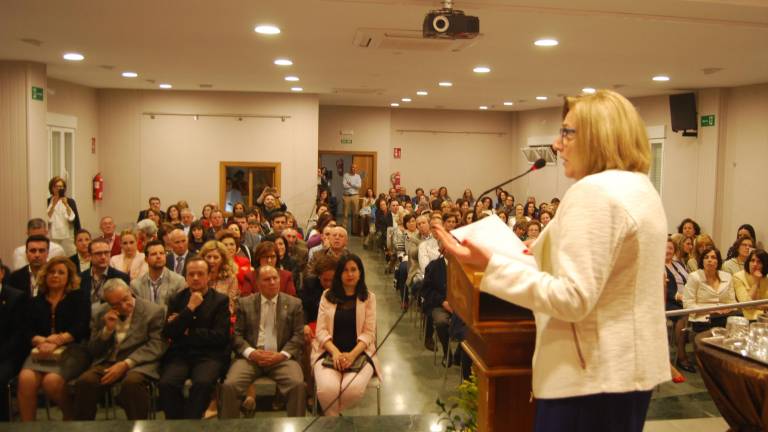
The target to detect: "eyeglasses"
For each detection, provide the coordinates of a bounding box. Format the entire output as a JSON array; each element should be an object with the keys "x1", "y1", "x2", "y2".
[{"x1": 559, "y1": 127, "x2": 577, "y2": 140}]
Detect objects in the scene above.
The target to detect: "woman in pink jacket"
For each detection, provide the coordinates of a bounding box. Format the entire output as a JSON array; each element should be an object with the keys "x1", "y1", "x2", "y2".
[{"x1": 311, "y1": 254, "x2": 381, "y2": 416}]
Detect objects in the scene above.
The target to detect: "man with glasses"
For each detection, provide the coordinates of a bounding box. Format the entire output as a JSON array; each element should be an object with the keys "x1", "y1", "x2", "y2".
[
  {"x1": 80, "y1": 239, "x2": 130, "y2": 305},
  {"x1": 73, "y1": 279, "x2": 166, "y2": 420}
]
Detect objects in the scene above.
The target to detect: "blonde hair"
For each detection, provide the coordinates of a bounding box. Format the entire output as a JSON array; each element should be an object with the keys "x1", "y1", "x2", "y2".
[
  {"x1": 691, "y1": 234, "x2": 715, "y2": 263},
  {"x1": 37, "y1": 256, "x2": 81, "y2": 295},
  {"x1": 198, "y1": 240, "x2": 236, "y2": 280},
  {"x1": 564, "y1": 89, "x2": 651, "y2": 176}
]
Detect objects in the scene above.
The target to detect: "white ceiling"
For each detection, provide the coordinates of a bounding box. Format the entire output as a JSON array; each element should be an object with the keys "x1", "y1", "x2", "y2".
[{"x1": 1, "y1": 0, "x2": 767, "y2": 111}]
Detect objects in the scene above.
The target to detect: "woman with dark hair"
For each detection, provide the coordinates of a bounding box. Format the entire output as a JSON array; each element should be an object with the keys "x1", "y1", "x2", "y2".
[
  {"x1": 374, "y1": 198, "x2": 392, "y2": 252},
  {"x1": 360, "y1": 188, "x2": 376, "y2": 246},
  {"x1": 312, "y1": 254, "x2": 381, "y2": 416},
  {"x1": 437, "y1": 186, "x2": 451, "y2": 202},
  {"x1": 166, "y1": 204, "x2": 183, "y2": 227},
  {"x1": 47, "y1": 176, "x2": 81, "y2": 256},
  {"x1": 307, "y1": 213, "x2": 336, "y2": 250},
  {"x1": 664, "y1": 238, "x2": 693, "y2": 373},
  {"x1": 188, "y1": 221, "x2": 206, "y2": 254},
  {"x1": 462, "y1": 188, "x2": 475, "y2": 206},
  {"x1": 200, "y1": 204, "x2": 214, "y2": 229},
  {"x1": 244, "y1": 241, "x2": 296, "y2": 297},
  {"x1": 480, "y1": 196, "x2": 493, "y2": 212},
  {"x1": 524, "y1": 201, "x2": 539, "y2": 220},
  {"x1": 232, "y1": 201, "x2": 247, "y2": 216},
  {"x1": 732, "y1": 248, "x2": 768, "y2": 321},
  {"x1": 683, "y1": 247, "x2": 736, "y2": 332},
  {"x1": 539, "y1": 210, "x2": 553, "y2": 227},
  {"x1": 726, "y1": 223, "x2": 762, "y2": 258},
  {"x1": 723, "y1": 236, "x2": 754, "y2": 275},
  {"x1": 677, "y1": 218, "x2": 701, "y2": 239},
  {"x1": 17, "y1": 257, "x2": 89, "y2": 421}
]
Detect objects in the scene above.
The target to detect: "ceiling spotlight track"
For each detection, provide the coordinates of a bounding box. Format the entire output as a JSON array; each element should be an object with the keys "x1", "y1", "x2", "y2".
[{"x1": 142, "y1": 112, "x2": 291, "y2": 122}]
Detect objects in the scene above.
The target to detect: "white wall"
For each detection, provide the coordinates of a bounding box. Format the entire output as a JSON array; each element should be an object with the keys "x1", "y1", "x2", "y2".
[
  {"x1": 318, "y1": 106, "x2": 391, "y2": 193},
  {"x1": 98, "y1": 90, "x2": 319, "y2": 229},
  {"x1": 47, "y1": 78, "x2": 100, "y2": 232},
  {"x1": 318, "y1": 106, "x2": 519, "y2": 200},
  {"x1": 720, "y1": 83, "x2": 768, "y2": 248}
]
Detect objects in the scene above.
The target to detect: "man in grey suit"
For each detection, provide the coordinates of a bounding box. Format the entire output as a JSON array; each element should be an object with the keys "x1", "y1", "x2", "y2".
[
  {"x1": 74, "y1": 278, "x2": 166, "y2": 420},
  {"x1": 130, "y1": 240, "x2": 185, "y2": 308},
  {"x1": 220, "y1": 265, "x2": 306, "y2": 418}
]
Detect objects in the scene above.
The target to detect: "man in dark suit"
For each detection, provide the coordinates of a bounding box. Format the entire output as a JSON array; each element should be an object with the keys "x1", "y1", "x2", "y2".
[
  {"x1": 7, "y1": 235, "x2": 50, "y2": 297},
  {"x1": 80, "y1": 239, "x2": 130, "y2": 304},
  {"x1": 136, "y1": 196, "x2": 166, "y2": 223},
  {"x1": 0, "y1": 261, "x2": 29, "y2": 421},
  {"x1": 220, "y1": 265, "x2": 306, "y2": 418},
  {"x1": 421, "y1": 252, "x2": 451, "y2": 362},
  {"x1": 165, "y1": 229, "x2": 191, "y2": 276},
  {"x1": 158, "y1": 256, "x2": 230, "y2": 419},
  {"x1": 74, "y1": 279, "x2": 166, "y2": 420}
]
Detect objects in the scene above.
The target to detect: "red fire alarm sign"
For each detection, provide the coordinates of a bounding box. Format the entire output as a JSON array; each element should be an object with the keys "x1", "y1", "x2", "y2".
[{"x1": 393, "y1": 147, "x2": 401, "y2": 159}]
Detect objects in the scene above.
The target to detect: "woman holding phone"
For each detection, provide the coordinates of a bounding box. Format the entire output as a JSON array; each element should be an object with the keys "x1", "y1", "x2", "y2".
[
  {"x1": 47, "y1": 176, "x2": 81, "y2": 256},
  {"x1": 434, "y1": 90, "x2": 669, "y2": 432}
]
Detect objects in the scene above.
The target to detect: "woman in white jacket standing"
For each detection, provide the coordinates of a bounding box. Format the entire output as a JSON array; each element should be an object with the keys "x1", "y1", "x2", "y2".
[{"x1": 434, "y1": 89, "x2": 670, "y2": 432}]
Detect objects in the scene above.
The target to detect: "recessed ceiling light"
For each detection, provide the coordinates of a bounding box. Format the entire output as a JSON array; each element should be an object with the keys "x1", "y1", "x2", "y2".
[
  {"x1": 652, "y1": 75, "x2": 670, "y2": 82},
  {"x1": 274, "y1": 58, "x2": 293, "y2": 66},
  {"x1": 582, "y1": 87, "x2": 596, "y2": 94},
  {"x1": 536, "y1": 96, "x2": 548, "y2": 101},
  {"x1": 534, "y1": 39, "x2": 559, "y2": 47},
  {"x1": 284, "y1": 76, "x2": 299, "y2": 82},
  {"x1": 159, "y1": 83, "x2": 172, "y2": 89},
  {"x1": 121, "y1": 71, "x2": 138, "y2": 78},
  {"x1": 503, "y1": 101, "x2": 514, "y2": 106},
  {"x1": 255, "y1": 24, "x2": 281, "y2": 35},
  {"x1": 401, "y1": 98, "x2": 412, "y2": 102},
  {"x1": 479, "y1": 106, "x2": 488, "y2": 110},
  {"x1": 473, "y1": 66, "x2": 491, "y2": 73},
  {"x1": 416, "y1": 90, "x2": 428, "y2": 96},
  {"x1": 438, "y1": 81, "x2": 453, "y2": 87},
  {"x1": 62, "y1": 52, "x2": 84, "y2": 61},
  {"x1": 390, "y1": 103, "x2": 400, "y2": 107},
  {"x1": 290, "y1": 87, "x2": 303, "y2": 92}
]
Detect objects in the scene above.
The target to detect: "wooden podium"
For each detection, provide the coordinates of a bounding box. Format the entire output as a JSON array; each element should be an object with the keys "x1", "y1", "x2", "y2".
[{"x1": 447, "y1": 255, "x2": 537, "y2": 432}]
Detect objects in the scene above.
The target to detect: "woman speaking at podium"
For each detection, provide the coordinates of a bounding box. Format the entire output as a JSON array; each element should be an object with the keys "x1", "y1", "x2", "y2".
[{"x1": 435, "y1": 90, "x2": 670, "y2": 432}]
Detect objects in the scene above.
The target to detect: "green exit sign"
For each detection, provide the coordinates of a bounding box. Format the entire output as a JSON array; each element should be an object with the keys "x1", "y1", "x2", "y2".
[
  {"x1": 701, "y1": 114, "x2": 715, "y2": 127},
  {"x1": 31, "y1": 86, "x2": 44, "y2": 101}
]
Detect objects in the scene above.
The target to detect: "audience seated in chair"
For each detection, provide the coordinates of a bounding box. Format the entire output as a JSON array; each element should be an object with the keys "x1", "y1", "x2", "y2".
[
  {"x1": 0, "y1": 259, "x2": 29, "y2": 421},
  {"x1": 220, "y1": 265, "x2": 306, "y2": 418},
  {"x1": 130, "y1": 240, "x2": 186, "y2": 308},
  {"x1": 312, "y1": 254, "x2": 381, "y2": 417},
  {"x1": 158, "y1": 257, "x2": 230, "y2": 419},
  {"x1": 17, "y1": 257, "x2": 90, "y2": 421},
  {"x1": 12, "y1": 219, "x2": 65, "y2": 271},
  {"x1": 74, "y1": 279, "x2": 166, "y2": 420},
  {"x1": 80, "y1": 239, "x2": 131, "y2": 305}
]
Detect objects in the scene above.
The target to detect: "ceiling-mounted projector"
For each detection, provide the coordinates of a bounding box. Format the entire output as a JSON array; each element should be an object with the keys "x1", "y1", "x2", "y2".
[{"x1": 423, "y1": 0, "x2": 479, "y2": 39}]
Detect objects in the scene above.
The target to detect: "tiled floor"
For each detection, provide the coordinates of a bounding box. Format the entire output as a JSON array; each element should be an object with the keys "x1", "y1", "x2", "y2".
[{"x1": 13, "y1": 234, "x2": 729, "y2": 431}]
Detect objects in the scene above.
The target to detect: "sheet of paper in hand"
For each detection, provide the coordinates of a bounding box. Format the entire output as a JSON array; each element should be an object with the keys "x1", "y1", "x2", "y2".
[{"x1": 450, "y1": 215, "x2": 538, "y2": 271}]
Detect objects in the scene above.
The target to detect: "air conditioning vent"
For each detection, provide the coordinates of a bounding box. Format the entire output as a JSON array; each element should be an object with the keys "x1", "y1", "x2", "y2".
[
  {"x1": 353, "y1": 28, "x2": 481, "y2": 52},
  {"x1": 521, "y1": 145, "x2": 557, "y2": 164},
  {"x1": 332, "y1": 87, "x2": 386, "y2": 95}
]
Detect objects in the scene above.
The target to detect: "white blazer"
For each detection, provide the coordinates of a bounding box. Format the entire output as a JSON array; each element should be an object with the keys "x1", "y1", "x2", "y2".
[
  {"x1": 480, "y1": 170, "x2": 670, "y2": 399},
  {"x1": 311, "y1": 290, "x2": 382, "y2": 379},
  {"x1": 683, "y1": 270, "x2": 735, "y2": 322}
]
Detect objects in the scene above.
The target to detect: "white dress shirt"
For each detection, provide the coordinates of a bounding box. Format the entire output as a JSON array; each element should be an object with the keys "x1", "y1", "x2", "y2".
[
  {"x1": 47, "y1": 199, "x2": 76, "y2": 240},
  {"x1": 12, "y1": 242, "x2": 66, "y2": 271},
  {"x1": 242, "y1": 294, "x2": 291, "y2": 360}
]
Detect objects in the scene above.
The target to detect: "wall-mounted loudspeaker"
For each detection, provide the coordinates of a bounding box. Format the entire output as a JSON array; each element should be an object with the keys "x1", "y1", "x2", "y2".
[{"x1": 669, "y1": 93, "x2": 698, "y2": 137}]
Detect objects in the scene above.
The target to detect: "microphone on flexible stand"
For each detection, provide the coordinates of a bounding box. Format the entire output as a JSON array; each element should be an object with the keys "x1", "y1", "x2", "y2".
[{"x1": 476, "y1": 158, "x2": 547, "y2": 205}]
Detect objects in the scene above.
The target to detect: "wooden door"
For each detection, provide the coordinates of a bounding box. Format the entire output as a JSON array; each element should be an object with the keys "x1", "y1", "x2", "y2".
[{"x1": 352, "y1": 155, "x2": 374, "y2": 196}]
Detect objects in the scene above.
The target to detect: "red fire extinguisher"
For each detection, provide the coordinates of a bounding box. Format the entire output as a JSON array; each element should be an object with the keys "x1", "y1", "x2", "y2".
[{"x1": 93, "y1": 173, "x2": 104, "y2": 201}]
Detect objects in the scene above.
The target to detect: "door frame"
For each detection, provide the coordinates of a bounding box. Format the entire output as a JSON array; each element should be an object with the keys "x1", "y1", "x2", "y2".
[
  {"x1": 218, "y1": 161, "x2": 281, "y2": 211},
  {"x1": 317, "y1": 150, "x2": 377, "y2": 194}
]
